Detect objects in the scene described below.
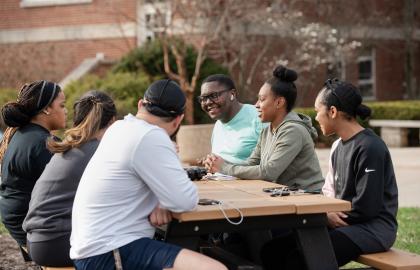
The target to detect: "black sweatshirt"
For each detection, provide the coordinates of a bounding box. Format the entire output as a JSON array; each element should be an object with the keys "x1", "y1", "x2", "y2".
[
  {"x1": 0, "y1": 123, "x2": 53, "y2": 245},
  {"x1": 331, "y1": 129, "x2": 398, "y2": 253}
]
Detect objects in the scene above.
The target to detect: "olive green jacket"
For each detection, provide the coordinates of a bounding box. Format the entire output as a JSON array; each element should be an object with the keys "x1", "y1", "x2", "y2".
[{"x1": 220, "y1": 111, "x2": 324, "y2": 191}]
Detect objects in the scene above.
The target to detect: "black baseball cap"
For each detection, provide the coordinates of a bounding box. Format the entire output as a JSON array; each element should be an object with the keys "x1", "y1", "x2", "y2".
[{"x1": 143, "y1": 79, "x2": 186, "y2": 117}]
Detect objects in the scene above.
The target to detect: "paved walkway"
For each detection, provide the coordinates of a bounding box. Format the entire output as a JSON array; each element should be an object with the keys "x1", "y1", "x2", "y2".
[{"x1": 316, "y1": 147, "x2": 420, "y2": 207}]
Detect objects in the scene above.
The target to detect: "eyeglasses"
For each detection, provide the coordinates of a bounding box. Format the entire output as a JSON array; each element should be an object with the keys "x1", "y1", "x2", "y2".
[{"x1": 197, "y1": 89, "x2": 231, "y2": 104}]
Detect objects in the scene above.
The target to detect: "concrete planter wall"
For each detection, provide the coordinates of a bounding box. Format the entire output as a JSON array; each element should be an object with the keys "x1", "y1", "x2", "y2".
[{"x1": 177, "y1": 124, "x2": 214, "y2": 165}]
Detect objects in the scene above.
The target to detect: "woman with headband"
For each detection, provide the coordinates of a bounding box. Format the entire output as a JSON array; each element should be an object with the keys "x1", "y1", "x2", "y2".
[
  {"x1": 313, "y1": 79, "x2": 398, "y2": 267},
  {"x1": 0, "y1": 80, "x2": 67, "y2": 260}
]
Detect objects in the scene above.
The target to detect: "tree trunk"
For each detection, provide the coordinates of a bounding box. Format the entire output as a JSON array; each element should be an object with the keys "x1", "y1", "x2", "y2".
[
  {"x1": 184, "y1": 90, "x2": 194, "y2": 124},
  {"x1": 404, "y1": 0, "x2": 416, "y2": 98}
]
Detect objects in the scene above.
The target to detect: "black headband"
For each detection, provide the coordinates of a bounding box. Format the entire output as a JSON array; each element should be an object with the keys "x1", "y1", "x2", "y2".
[
  {"x1": 324, "y1": 78, "x2": 357, "y2": 116},
  {"x1": 35, "y1": 81, "x2": 59, "y2": 114}
]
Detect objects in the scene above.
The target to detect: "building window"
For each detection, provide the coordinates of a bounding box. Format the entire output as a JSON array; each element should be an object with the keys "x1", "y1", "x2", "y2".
[
  {"x1": 138, "y1": 1, "x2": 170, "y2": 44},
  {"x1": 20, "y1": 0, "x2": 91, "y2": 8},
  {"x1": 358, "y1": 50, "x2": 375, "y2": 99},
  {"x1": 145, "y1": 10, "x2": 167, "y2": 31}
]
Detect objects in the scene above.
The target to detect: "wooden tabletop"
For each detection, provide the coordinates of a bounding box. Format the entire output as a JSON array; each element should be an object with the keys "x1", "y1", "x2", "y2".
[{"x1": 172, "y1": 180, "x2": 351, "y2": 221}]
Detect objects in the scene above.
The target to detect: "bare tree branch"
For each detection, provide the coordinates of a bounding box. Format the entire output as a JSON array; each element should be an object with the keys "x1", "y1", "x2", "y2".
[{"x1": 246, "y1": 36, "x2": 272, "y2": 87}]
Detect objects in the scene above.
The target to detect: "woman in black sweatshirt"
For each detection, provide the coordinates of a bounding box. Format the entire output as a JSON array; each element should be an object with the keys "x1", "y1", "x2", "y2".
[
  {"x1": 0, "y1": 81, "x2": 67, "y2": 260},
  {"x1": 314, "y1": 79, "x2": 398, "y2": 266}
]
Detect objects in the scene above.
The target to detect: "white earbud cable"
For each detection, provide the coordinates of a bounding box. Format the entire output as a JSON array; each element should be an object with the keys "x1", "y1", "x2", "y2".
[{"x1": 216, "y1": 200, "x2": 244, "y2": 225}]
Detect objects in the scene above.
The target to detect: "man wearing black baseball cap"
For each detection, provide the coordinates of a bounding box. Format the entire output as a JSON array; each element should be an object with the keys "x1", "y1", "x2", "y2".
[{"x1": 70, "y1": 79, "x2": 226, "y2": 270}]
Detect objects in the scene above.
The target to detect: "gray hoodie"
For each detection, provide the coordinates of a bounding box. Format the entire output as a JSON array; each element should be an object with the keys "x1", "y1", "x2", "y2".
[{"x1": 221, "y1": 111, "x2": 324, "y2": 191}]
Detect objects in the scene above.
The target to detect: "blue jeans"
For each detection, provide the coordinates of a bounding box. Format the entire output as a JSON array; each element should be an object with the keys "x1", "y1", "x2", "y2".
[{"x1": 74, "y1": 238, "x2": 182, "y2": 270}]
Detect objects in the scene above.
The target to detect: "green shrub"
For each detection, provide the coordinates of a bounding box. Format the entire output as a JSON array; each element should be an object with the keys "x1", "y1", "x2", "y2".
[
  {"x1": 113, "y1": 39, "x2": 228, "y2": 124},
  {"x1": 113, "y1": 39, "x2": 170, "y2": 76},
  {"x1": 296, "y1": 100, "x2": 420, "y2": 147},
  {"x1": 0, "y1": 88, "x2": 18, "y2": 106},
  {"x1": 367, "y1": 101, "x2": 420, "y2": 120},
  {"x1": 64, "y1": 72, "x2": 151, "y2": 125}
]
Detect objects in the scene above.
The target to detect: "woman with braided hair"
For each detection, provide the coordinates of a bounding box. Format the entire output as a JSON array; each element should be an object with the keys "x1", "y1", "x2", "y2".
[
  {"x1": 23, "y1": 90, "x2": 116, "y2": 267},
  {"x1": 0, "y1": 80, "x2": 66, "y2": 259}
]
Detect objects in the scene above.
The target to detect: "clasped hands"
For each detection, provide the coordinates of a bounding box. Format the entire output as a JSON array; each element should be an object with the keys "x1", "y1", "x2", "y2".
[{"x1": 200, "y1": 154, "x2": 224, "y2": 173}]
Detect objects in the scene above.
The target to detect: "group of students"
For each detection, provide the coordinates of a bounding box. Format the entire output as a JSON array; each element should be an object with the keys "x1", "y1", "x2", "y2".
[
  {"x1": 0, "y1": 64, "x2": 398, "y2": 270},
  {"x1": 197, "y1": 66, "x2": 398, "y2": 269}
]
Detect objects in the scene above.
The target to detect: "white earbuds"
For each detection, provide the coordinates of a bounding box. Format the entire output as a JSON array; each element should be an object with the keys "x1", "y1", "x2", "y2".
[
  {"x1": 43, "y1": 110, "x2": 50, "y2": 115},
  {"x1": 230, "y1": 95, "x2": 234, "y2": 101}
]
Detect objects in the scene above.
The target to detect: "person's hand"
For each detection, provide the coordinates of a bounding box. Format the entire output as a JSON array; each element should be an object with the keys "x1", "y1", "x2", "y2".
[
  {"x1": 203, "y1": 154, "x2": 224, "y2": 173},
  {"x1": 149, "y1": 205, "x2": 172, "y2": 226},
  {"x1": 327, "y1": 212, "x2": 349, "y2": 228},
  {"x1": 196, "y1": 156, "x2": 206, "y2": 166},
  {"x1": 203, "y1": 154, "x2": 215, "y2": 172}
]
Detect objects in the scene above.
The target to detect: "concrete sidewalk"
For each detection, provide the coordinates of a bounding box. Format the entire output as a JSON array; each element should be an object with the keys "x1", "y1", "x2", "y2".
[{"x1": 316, "y1": 147, "x2": 420, "y2": 207}]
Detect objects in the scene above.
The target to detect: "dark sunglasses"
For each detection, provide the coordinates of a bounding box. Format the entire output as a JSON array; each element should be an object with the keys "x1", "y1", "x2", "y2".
[{"x1": 197, "y1": 89, "x2": 232, "y2": 104}]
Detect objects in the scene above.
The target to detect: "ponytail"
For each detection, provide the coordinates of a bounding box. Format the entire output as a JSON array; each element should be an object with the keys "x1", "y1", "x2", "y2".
[{"x1": 47, "y1": 91, "x2": 116, "y2": 153}]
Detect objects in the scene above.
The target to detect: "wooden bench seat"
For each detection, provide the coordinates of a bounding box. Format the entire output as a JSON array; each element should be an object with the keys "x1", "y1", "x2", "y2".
[
  {"x1": 355, "y1": 248, "x2": 420, "y2": 270},
  {"x1": 369, "y1": 120, "x2": 420, "y2": 147},
  {"x1": 41, "y1": 267, "x2": 75, "y2": 270}
]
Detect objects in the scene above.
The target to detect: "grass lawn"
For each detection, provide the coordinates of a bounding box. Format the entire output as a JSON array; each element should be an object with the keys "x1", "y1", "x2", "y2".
[
  {"x1": 1, "y1": 207, "x2": 419, "y2": 266},
  {"x1": 0, "y1": 220, "x2": 7, "y2": 234},
  {"x1": 394, "y1": 207, "x2": 420, "y2": 253}
]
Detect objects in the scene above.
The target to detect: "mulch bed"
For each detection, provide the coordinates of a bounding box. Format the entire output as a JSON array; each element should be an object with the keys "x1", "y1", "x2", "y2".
[{"x1": 0, "y1": 234, "x2": 38, "y2": 270}]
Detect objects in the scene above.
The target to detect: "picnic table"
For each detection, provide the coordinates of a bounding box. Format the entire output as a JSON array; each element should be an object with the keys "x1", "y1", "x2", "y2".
[{"x1": 162, "y1": 180, "x2": 351, "y2": 270}]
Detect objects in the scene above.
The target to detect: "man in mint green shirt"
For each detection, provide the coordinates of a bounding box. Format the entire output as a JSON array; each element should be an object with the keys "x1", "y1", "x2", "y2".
[{"x1": 199, "y1": 74, "x2": 263, "y2": 164}]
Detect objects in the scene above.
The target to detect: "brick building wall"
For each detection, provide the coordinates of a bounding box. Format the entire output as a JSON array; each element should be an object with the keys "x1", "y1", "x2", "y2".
[
  {"x1": 0, "y1": 0, "x2": 135, "y2": 29},
  {"x1": 0, "y1": 38, "x2": 136, "y2": 88},
  {"x1": 0, "y1": 0, "x2": 137, "y2": 88}
]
